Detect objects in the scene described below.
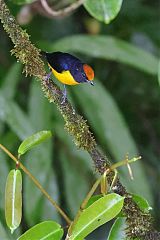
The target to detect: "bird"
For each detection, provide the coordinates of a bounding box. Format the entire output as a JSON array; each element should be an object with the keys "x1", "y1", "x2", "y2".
[{"x1": 44, "y1": 51, "x2": 94, "y2": 103}]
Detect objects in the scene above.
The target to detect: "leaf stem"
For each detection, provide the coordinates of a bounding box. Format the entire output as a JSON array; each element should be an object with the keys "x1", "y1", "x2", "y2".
[
  {"x1": 0, "y1": 143, "x2": 72, "y2": 225},
  {"x1": 110, "y1": 156, "x2": 142, "y2": 171}
]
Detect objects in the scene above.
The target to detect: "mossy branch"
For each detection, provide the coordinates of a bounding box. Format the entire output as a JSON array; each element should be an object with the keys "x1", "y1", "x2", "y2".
[{"x1": 0, "y1": 1, "x2": 159, "y2": 239}]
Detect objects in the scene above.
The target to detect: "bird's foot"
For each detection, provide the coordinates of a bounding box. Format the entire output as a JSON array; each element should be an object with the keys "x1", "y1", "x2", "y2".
[
  {"x1": 44, "y1": 71, "x2": 52, "y2": 81},
  {"x1": 61, "y1": 85, "x2": 67, "y2": 104}
]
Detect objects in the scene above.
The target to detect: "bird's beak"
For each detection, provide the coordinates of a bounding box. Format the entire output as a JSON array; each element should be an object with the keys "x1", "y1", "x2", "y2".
[
  {"x1": 86, "y1": 80, "x2": 94, "y2": 86},
  {"x1": 90, "y1": 81, "x2": 94, "y2": 86}
]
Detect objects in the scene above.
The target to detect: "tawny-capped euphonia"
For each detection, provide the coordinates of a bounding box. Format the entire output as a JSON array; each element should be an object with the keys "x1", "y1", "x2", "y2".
[
  {"x1": 45, "y1": 51, "x2": 94, "y2": 103},
  {"x1": 45, "y1": 51, "x2": 94, "y2": 85}
]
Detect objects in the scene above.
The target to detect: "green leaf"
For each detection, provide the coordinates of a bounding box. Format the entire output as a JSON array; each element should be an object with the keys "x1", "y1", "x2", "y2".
[
  {"x1": 0, "y1": 151, "x2": 9, "y2": 211},
  {"x1": 41, "y1": 169, "x2": 60, "y2": 222},
  {"x1": 18, "y1": 130, "x2": 52, "y2": 155},
  {"x1": 69, "y1": 193, "x2": 124, "y2": 240},
  {"x1": 84, "y1": 0, "x2": 123, "y2": 24},
  {"x1": 0, "y1": 94, "x2": 34, "y2": 139},
  {"x1": 41, "y1": 35, "x2": 158, "y2": 76},
  {"x1": 5, "y1": 170, "x2": 22, "y2": 234},
  {"x1": 59, "y1": 150, "x2": 89, "y2": 217},
  {"x1": 17, "y1": 221, "x2": 63, "y2": 240},
  {"x1": 132, "y1": 194, "x2": 152, "y2": 213},
  {"x1": 107, "y1": 217, "x2": 126, "y2": 240},
  {"x1": 55, "y1": 120, "x2": 93, "y2": 171},
  {"x1": 28, "y1": 80, "x2": 53, "y2": 131},
  {"x1": 1, "y1": 63, "x2": 22, "y2": 100}
]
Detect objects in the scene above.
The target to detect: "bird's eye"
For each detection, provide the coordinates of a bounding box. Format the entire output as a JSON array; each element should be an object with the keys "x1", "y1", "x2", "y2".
[{"x1": 82, "y1": 72, "x2": 86, "y2": 78}]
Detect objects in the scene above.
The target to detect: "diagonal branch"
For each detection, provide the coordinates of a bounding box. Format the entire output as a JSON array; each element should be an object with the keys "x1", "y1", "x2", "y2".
[{"x1": 0, "y1": 0, "x2": 159, "y2": 239}]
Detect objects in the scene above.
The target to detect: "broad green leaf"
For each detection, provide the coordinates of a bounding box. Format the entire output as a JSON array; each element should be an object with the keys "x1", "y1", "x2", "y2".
[
  {"x1": 107, "y1": 217, "x2": 126, "y2": 240},
  {"x1": 71, "y1": 80, "x2": 152, "y2": 203},
  {"x1": 0, "y1": 93, "x2": 34, "y2": 139},
  {"x1": 59, "y1": 150, "x2": 89, "y2": 216},
  {"x1": 1, "y1": 63, "x2": 22, "y2": 99},
  {"x1": 0, "y1": 119, "x2": 4, "y2": 134},
  {"x1": 0, "y1": 151, "x2": 9, "y2": 210},
  {"x1": 84, "y1": 0, "x2": 123, "y2": 24},
  {"x1": 28, "y1": 80, "x2": 53, "y2": 131},
  {"x1": 41, "y1": 169, "x2": 60, "y2": 222},
  {"x1": 18, "y1": 130, "x2": 52, "y2": 155},
  {"x1": 5, "y1": 170, "x2": 22, "y2": 234},
  {"x1": 40, "y1": 35, "x2": 158, "y2": 76},
  {"x1": 17, "y1": 221, "x2": 63, "y2": 240},
  {"x1": 6, "y1": 102, "x2": 33, "y2": 139},
  {"x1": 24, "y1": 146, "x2": 56, "y2": 225},
  {"x1": 55, "y1": 120, "x2": 93, "y2": 171},
  {"x1": 132, "y1": 194, "x2": 152, "y2": 213},
  {"x1": 68, "y1": 193, "x2": 124, "y2": 240}
]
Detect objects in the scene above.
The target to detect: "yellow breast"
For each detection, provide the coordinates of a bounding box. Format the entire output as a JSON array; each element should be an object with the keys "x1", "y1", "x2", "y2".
[{"x1": 50, "y1": 66, "x2": 79, "y2": 85}]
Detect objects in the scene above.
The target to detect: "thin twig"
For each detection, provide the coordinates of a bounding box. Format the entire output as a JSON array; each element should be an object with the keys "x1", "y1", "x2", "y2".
[
  {"x1": 40, "y1": 0, "x2": 85, "y2": 17},
  {"x1": 0, "y1": 143, "x2": 72, "y2": 225}
]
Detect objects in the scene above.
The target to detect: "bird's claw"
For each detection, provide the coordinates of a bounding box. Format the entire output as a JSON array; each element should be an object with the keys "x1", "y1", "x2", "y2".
[
  {"x1": 61, "y1": 95, "x2": 66, "y2": 104},
  {"x1": 61, "y1": 85, "x2": 67, "y2": 104},
  {"x1": 44, "y1": 71, "x2": 52, "y2": 81}
]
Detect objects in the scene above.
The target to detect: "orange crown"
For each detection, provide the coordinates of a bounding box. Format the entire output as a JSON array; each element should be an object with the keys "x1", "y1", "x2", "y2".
[{"x1": 83, "y1": 64, "x2": 94, "y2": 81}]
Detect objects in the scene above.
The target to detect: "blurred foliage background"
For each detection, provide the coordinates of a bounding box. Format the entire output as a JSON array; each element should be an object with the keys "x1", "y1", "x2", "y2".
[{"x1": 0, "y1": 0, "x2": 159, "y2": 239}]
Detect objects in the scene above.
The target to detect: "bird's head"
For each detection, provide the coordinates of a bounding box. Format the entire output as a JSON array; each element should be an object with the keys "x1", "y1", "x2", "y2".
[{"x1": 83, "y1": 64, "x2": 94, "y2": 85}]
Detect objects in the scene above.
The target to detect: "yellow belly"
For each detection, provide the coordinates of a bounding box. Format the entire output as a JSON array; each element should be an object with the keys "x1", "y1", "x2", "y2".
[{"x1": 50, "y1": 66, "x2": 79, "y2": 85}]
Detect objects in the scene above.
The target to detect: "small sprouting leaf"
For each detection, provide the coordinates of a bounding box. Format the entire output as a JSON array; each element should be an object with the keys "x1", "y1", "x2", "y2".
[
  {"x1": 17, "y1": 221, "x2": 64, "y2": 240},
  {"x1": 5, "y1": 169, "x2": 22, "y2": 234},
  {"x1": 107, "y1": 217, "x2": 126, "y2": 240},
  {"x1": 68, "y1": 193, "x2": 124, "y2": 240},
  {"x1": 18, "y1": 130, "x2": 52, "y2": 155},
  {"x1": 132, "y1": 194, "x2": 152, "y2": 213},
  {"x1": 84, "y1": 0, "x2": 123, "y2": 24}
]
